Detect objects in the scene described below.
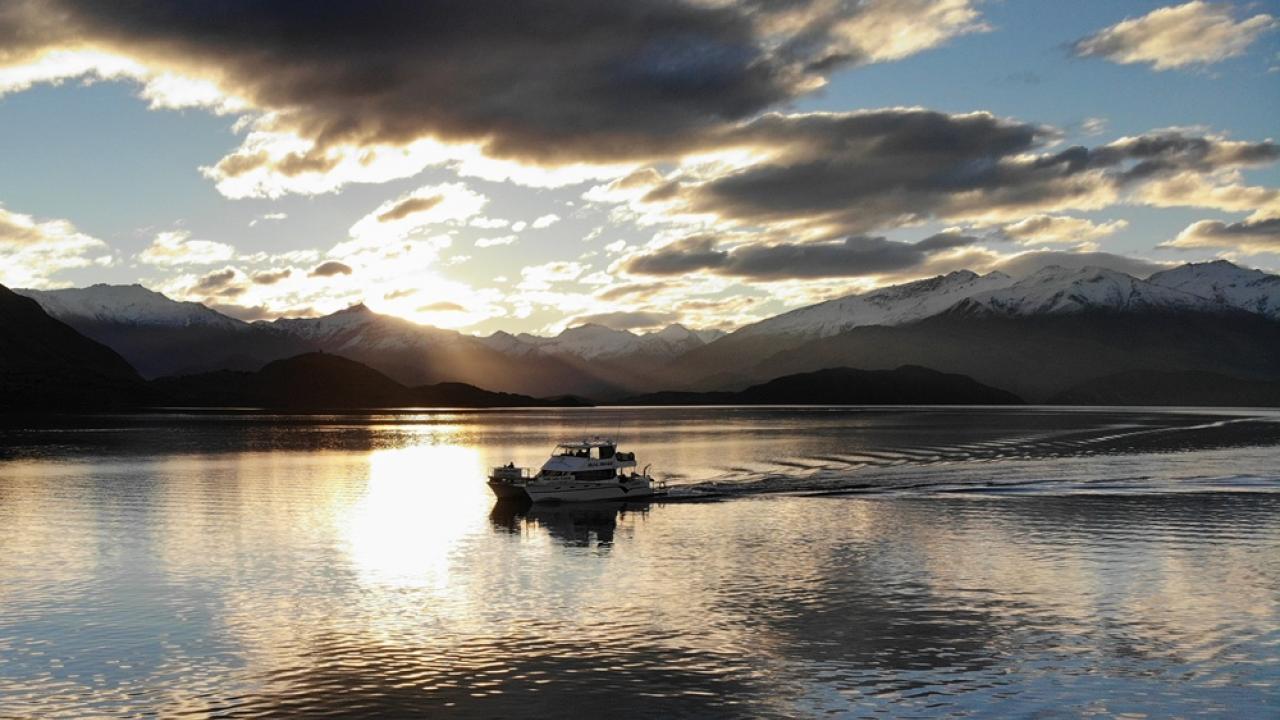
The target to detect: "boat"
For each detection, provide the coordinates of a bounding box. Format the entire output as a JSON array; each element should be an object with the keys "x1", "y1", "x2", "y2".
[{"x1": 488, "y1": 438, "x2": 664, "y2": 503}]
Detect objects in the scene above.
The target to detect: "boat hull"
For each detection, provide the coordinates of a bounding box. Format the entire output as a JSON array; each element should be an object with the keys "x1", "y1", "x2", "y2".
[
  {"x1": 487, "y1": 480, "x2": 532, "y2": 500},
  {"x1": 487, "y1": 478, "x2": 657, "y2": 503},
  {"x1": 526, "y1": 483, "x2": 656, "y2": 503}
]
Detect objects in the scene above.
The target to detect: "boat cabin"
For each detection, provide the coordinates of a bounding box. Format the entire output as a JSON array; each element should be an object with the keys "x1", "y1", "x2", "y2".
[{"x1": 540, "y1": 438, "x2": 637, "y2": 480}]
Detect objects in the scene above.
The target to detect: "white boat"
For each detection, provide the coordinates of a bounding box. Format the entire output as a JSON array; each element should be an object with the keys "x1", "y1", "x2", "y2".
[{"x1": 488, "y1": 438, "x2": 664, "y2": 503}]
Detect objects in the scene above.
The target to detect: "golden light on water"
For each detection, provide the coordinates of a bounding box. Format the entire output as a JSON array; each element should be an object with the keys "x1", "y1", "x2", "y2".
[{"x1": 343, "y1": 443, "x2": 490, "y2": 590}]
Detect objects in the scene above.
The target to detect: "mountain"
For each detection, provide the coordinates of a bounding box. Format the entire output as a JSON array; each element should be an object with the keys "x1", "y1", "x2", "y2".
[
  {"x1": 671, "y1": 270, "x2": 1017, "y2": 389},
  {"x1": 744, "y1": 312, "x2": 1280, "y2": 403},
  {"x1": 151, "y1": 352, "x2": 587, "y2": 409},
  {"x1": 472, "y1": 322, "x2": 723, "y2": 393},
  {"x1": 16, "y1": 284, "x2": 307, "y2": 378},
  {"x1": 0, "y1": 283, "x2": 146, "y2": 407},
  {"x1": 672, "y1": 263, "x2": 1280, "y2": 399},
  {"x1": 261, "y1": 305, "x2": 625, "y2": 397},
  {"x1": 620, "y1": 366, "x2": 1022, "y2": 405},
  {"x1": 948, "y1": 265, "x2": 1224, "y2": 317},
  {"x1": 1049, "y1": 369, "x2": 1280, "y2": 407},
  {"x1": 735, "y1": 269, "x2": 1016, "y2": 340},
  {"x1": 1147, "y1": 260, "x2": 1280, "y2": 320},
  {"x1": 480, "y1": 322, "x2": 719, "y2": 360}
]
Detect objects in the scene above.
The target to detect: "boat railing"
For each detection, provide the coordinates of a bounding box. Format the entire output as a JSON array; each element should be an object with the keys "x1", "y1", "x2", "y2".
[{"x1": 491, "y1": 466, "x2": 535, "y2": 481}]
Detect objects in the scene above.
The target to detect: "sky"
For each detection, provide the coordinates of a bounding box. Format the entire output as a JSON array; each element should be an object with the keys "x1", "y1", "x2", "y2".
[{"x1": 0, "y1": 0, "x2": 1277, "y2": 336}]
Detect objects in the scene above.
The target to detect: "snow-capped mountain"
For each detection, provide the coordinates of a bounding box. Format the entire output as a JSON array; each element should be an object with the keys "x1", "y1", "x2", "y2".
[
  {"x1": 733, "y1": 270, "x2": 1017, "y2": 340},
  {"x1": 262, "y1": 305, "x2": 625, "y2": 396},
  {"x1": 480, "y1": 322, "x2": 720, "y2": 361},
  {"x1": 17, "y1": 284, "x2": 243, "y2": 329},
  {"x1": 12, "y1": 284, "x2": 305, "y2": 378},
  {"x1": 264, "y1": 303, "x2": 465, "y2": 352},
  {"x1": 1147, "y1": 260, "x2": 1280, "y2": 320},
  {"x1": 950, "y1": 265, "x2": 1224, "y2": 317}
]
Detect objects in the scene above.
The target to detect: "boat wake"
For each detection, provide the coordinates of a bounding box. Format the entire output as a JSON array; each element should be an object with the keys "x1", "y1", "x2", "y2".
[{"x1": 663, "y1": 413, "x2": 1280, "y2": 499}]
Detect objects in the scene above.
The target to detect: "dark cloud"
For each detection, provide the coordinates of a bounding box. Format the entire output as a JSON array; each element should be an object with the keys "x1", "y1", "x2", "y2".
[
  {"x1": 251, "y1": 268, "x2": 292, "y2": 285},
  {"x1": 5, "y1": 1, "x2": 979, "y2": 170},
  {"x1": 310, "y1": 261, "x2": 353, "y2": 277},
  {"x1": 570, "y1": 310, "x2": 677, "y2": 331},
  {"x1": 1163, "y1": 216, "x2": 1280, "y2": 252},
  {"x1": 377, "y1": 195, "x2": 443, "y2": 223},
  {"x1": 418, "y1": 301, "x2": 466, "y2": 313},
  {"x1": 624, "y1": 231, "x2": 980, "y2": 279},
  {"x1": 192, "y1": 268, "x2": 237, "y2": 292},
  {"x1": 658, "y1": 110, "x2": 1277, "y2": 233}
]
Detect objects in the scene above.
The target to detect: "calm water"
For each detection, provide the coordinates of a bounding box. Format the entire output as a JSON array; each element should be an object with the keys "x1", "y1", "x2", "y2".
[{"x1": 1, "y1": 407, "x2": 1278, "y2": 718}]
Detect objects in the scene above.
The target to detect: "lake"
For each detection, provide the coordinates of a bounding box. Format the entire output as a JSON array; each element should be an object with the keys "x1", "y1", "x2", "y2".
[{"x1": 1, "y1": 407, "x2": 1278, "y2": 717}]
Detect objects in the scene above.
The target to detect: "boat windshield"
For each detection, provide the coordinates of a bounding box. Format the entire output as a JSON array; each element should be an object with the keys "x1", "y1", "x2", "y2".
[{"x1": 554, "y1": 444, "x2": 617, "y2": 459}]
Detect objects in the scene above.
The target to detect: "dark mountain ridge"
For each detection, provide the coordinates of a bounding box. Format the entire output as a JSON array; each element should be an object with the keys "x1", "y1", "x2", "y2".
[
  {"x1": 151, "y1": 352, "x2": 586, "y2": 409},
  {"x1": 619, "y1": 366, "x2": 1022, "y2": 406},
  {"x1": 1050, "y1": 369, "x2": 1280, "y2": 407},
  {"x1": 0, "y1": 284, "x2": 146, "y2": 408}
]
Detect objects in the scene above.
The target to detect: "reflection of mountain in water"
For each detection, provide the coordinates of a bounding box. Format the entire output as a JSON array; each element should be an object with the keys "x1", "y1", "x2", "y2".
[{"x1": 489, "y1": 499, "x2": 654, "y2": 548}]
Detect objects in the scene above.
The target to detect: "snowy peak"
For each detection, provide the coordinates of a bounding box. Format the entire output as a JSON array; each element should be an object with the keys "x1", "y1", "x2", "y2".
[
  {"x1": 953, "y1": 265, "x2": 1222, "y2": 317},
  {"x1": 266, "y1": 304, "x2": 460, "y2": 351},
  {"x1": 15, "y1": 284, "x2": 244, "y2": 329},
  {"x1": 526, "y1": 323, "x2": 646, "y2": 360},
  {"x1": 478, "y1": 321, "x2": 719, "y2": 360},
  {"x1": 1148, "y1": 260, "x2": 1280, "y2": 320},
  {"x1": 650, "y1": 323, "x2": 696, "y2": 341},
  {"x1": 735, "y1": 269, "x2": 1017, "y2": 340}
]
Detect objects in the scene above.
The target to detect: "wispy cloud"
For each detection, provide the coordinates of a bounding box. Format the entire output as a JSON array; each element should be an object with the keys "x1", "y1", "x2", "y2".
[{"x1": 1073, "y1": 2, "x2": 1276, "y2": 70}]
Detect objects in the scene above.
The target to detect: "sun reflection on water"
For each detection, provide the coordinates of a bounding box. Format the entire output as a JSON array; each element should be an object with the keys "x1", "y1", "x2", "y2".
[{"x1": 344, "y1": 443, "x2": 489, "y2": 590}]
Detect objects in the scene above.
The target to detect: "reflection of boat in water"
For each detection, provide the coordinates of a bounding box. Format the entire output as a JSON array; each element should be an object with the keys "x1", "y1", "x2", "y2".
[
  {"x1": 489, "y1": 498, "x2": 653, "y2": 546},
  {"x1": 488, "y1": 438, "x2": 664, "y2": 503}
]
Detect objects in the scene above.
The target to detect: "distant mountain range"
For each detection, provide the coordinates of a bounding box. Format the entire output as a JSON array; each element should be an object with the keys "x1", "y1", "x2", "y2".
[
  {"x1": 152, "y1": 352, "x2": 587, "y2": 409},
  {"x1": 6, "y1": 259, "x2": 1280, "y2": 407},
  {"x1": 670, "y1": 261, "x2": 1280, "y2": 402},
  {"x1": 619, "y1": 366, "x2": 1022, "y2": 406}
]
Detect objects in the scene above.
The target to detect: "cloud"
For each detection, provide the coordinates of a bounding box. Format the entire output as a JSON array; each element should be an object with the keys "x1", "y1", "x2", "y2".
[
  {"x1": 1000, "y1": 214, "x2": 1128, "y2": 246},
  {"x1": 595, "y1": 281, "x2": 674, "y2": 302},
  {"x1": 0, "y1": 1, "x2": 985, "y2": 197},
  {"x1": 1073, "y1": 1, "x2": 1277, "y2": 70},
  {"x1": 192, "y1": 267, "x2": 238, "y2": 292},
  {"x1": 569, "y1": 310, "x2": 676, "y2": 331},
  {"x1": 376, "y1": 195, "x2": 444, "y2": 223},
  {"x1": 248, "y1": 212, "x2": 287, "y2": 227},
  {"x1": 137, "y1": 230, "x2": 235, "y2": 267},
  {"x1": 418, "y1": 301, "x2": 466, "y2": 313},
  {"x1": 475, "y1": 235, "x2": 517, "y2": 248},
  {"x1": 207, "y1": 302, "x2": 275, "y2": 322},
  {"x1": 310, "y1": 261, "x2": 352, "y2": 277},
  {"x1": 622, "y1": 231, "x2": 980, "y2": 279},
  {"x1": 349, "y1": 183, "x2": 488, "y2": 244},
  {"x1": 530, "y1": 213, "x2": 561, "y2": 229},
  {"x1": 638, "y1": 110, "x2": 1278, "y2": 236},
  {"x1": 1134, "y1": 171, "x2": 1280, "y2": 220},
  {"x1": 0, "y1": 205, "x2": 112, "y2": 287},
  {"x1": 519, "y1": 261, "x2": 588, "y2": 290},
  {"x1": 994, "y1": 250, "x2": 1169, "y2": 279},
  {"x1": 1161, "y1": 217, "x2": 1280, "y2": 254},
  {"x1": 251, "y1": 268, "x2": 292, "y2": 285}
]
